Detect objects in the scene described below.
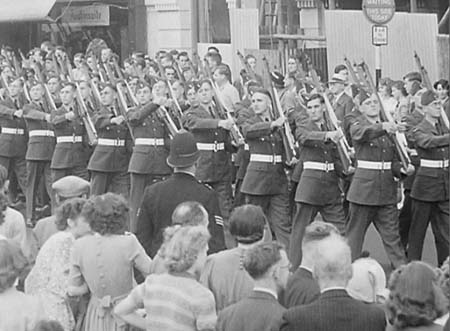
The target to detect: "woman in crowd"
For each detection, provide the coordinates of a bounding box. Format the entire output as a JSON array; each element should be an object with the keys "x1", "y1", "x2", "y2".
[
  {"x1": 378, "y1": 77, "x2": 397, "y2": 118},
  {"x1": 434, "y1": 79, "x2": 449, "y2": 112},
  {"x1": 391, "y1": 80, "x2": 409, "y2": 122},
  {"x1": 68, "y1": 193, "x2": 152, "y2": 331},
  {"x1": 25, "y1": 198, "x2": 90, "y2": 331},
  {"x1": 0, "y1": 240, "x2": 42, "y2": 331},
  {"x1": 114, "y1": 225, "x2": 217, "y2": 331},
  {"x1": 386, "y1": 261, "x2": 448, "y2": 331}
]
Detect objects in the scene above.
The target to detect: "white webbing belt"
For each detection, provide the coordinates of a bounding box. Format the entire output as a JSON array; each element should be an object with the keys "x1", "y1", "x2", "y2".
[
  {"x1": 135, "y1": 138, "x2": 164, "y2": 146},
  {"x1": 303, "y1": 161, "x2": 335, "y2": 172},
  {"x1": 29, "y1": 130, "x2": 54, "y2": 137},
  {"x1": 97, "y1": 138, "x2": 125, "y2": 147},
  {"x1": 57, "y1": 136, "x2": 83, "y2": 143},
  {"x1": 250, "y1": 154, "x2": 282, "y2": 163},
  {"x1": 420, "y1": 159, "x2": 449, "y2": 168},
  {"x1": 197, "y1": 142, "x2": 225, "y2": 151},
  {"x1": 1, "y1": 128, "x2": 24, "y2": 135},
  {"x1": 357, "y1": 160, "x2": 392, "y2": 170}
]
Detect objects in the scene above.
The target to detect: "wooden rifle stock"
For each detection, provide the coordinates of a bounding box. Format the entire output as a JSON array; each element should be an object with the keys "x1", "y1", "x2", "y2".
[
  {"x1": 236, "y1": 50, "x2": 257, "y2": 81},
  {"x1": 116, "y1": 83, "x2": 135, "y2": 143},
  {"x1": 156, "y1": 106, "x2": 179, "y2": 138},
  {"x1": 33, "y1": 64, "x2": 58, "y2": 113}
]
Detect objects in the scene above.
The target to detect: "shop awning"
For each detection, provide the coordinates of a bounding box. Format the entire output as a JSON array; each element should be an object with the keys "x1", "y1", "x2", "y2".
[{"x1": 0, "y1": 0, "x2": 56, "y2": 22}]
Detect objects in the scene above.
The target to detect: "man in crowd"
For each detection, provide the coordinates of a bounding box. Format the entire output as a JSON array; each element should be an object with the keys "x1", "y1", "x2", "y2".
[{"x1": 329, "y1": 73, "x2": 354, "y2": 121}]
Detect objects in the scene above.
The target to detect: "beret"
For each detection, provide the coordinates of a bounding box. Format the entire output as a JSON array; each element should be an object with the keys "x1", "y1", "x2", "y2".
[
  {"x1": 52, "y1": 175, "x2": 90, "y2": 198},
  {"x1": 421, "y1": 89, "x2": 439, "y2": 106},
  {"x1": 358, "y1": 89, "x2": 371, "y2": 105}
]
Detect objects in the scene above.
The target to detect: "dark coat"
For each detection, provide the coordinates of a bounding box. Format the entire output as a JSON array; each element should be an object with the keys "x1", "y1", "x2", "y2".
[
  {"x1": 135, "y1": 172, "x2": 226, "y2": 258},
  {"x1": 127, "y1": 102, "x2": 172, "y2": 175},
  {"x1": 347, "y1": 115, "x2": 402, "y2": 206},
  {"x1": 411, "y1": 118, "x2": 450, "y2": 202},
  {"x1": 217, "y1": 290, "x2": 285, "y2": 331},
  {"x1": 280, "y1": 289, "x2": 386, "y2": 331},
  {"x1": 333, "y1": 92, "x2": 354, "y2": 121},
  {"x1": 283, "y1": 267, "x2": 320, "y2": 308},
  {"x1": 0, "y1": 97, "x2": 28, "y2": 158}
]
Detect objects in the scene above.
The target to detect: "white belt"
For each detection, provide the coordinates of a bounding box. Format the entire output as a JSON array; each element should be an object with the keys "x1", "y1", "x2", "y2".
[
  {"x1": 29, "y1": 130, "x2": 54, "y2": 137},
  {"x1": 420, "y1": 159, "x2": 449, "y2": 168},
  {"x1": 250, "y1": 154, "x2": 282, "y2": 163},
  {"x1": 135, "y1": 138, "x2": 165, "y2": 146},
  {"x1": 303, "y1": 161, "x2": 335, "y2": 172},
  {"x1": 1, "y1": 128, "x2": 24, "y2": 135},
  {"x1": 197, "y1": 142, "x2": 225, "y2": 151},
  {"x1": 357, "y1": 160, "x2": 392, "y2": 170},
  {"x1": 97, "y1": 138, "x2": 125, "y2": 147},
  {"x1": 57, "y1": 136, "x2": 83, "y2": 143},
  {"x1": 244, "y1": 143, "x2": 249, "y2": 151}
]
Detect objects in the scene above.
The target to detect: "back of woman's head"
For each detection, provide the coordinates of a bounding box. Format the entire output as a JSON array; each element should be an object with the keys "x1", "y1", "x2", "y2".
[
  {"x1": 33, "y1": 320, "x2": 64, "y2": 331},
  {"x1": 387, "y1": 261, "x2": 448, "y2": 329},
  {"x1": 0, "y1": 240, "x2": 28, "y2": 293},
  {"x1": 163, "y1": 225, "x2": 210, "y2": 273},
  {"x1": 229, "y1": 204, "x2": 266, "y2": 244},
  {"x1": 55, "y1": 197, "x2": 87, "y2": 231}
]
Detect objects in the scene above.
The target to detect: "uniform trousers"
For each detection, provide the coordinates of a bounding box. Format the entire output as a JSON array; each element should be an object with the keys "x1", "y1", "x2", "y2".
[
  {"x1": 289, "y1": 202, "x2": 346, "y2": 270},
  {"x1": 129, "y1": 173, "x2": 166, "y2": 233},
  {"x1": 90, "y1": 171, "x2": 130, "y2": 199},
  {"x1": 51, "y1": 166, "x2": 90, "y2": 183},
  {"x1": 408, "y1": 199, "x2": 450, "y2": 266},
  {"x1": 26, "y1": 160, "x2": 54, "y2": 221},
  {"x1": 207, "y1": 180, "x2": 234, "y2": 248},
  {"x1": 346, "y1": 202, "x2": 406, "y2": 268},
  {"x1": 0, "y1": 156, "x2": 27, "y2": 200},
  {"x1": 398, "y1": 189, "x2": 412, "y2": 250},
  {"x1": 233, "y1": 178, "x2": 245, "y2": 208},
  {"x1": 245, "y1": 192, "x2": 291, "y2": 249}
]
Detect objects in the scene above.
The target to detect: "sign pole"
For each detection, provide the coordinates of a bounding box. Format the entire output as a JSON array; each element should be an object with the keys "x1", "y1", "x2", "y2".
[{"x1": 375, "y1": 45, "x2": 381, "y2": 86}]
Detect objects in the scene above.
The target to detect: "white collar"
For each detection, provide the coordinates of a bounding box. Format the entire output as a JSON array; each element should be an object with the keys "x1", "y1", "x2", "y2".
[
  {"x1": 321, "y1": 286, "x2": 347, "y2": 294},
  {"x1": 299, "y1": 265, "x2": 313, "y2": 273},
  {"x1": 253, "y1": 287, "x2": 278, "y2": 300}
]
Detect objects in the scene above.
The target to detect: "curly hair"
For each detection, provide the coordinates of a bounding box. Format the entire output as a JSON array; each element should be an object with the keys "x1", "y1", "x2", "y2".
[
  {"x1": 81, "y1": 193, "x2": 129, "y2": 235},
  {"x1": 0, "y1": 240, "x2": 28, "y2": 293},
  {"x1": 55, "y1": 198, "x2": 87, "y2": 231},
  {"x1": 386, "y1": 261, "x2": 448, "y2": 329},
  {"x1": 438, "y1": 257, "x2": 450, "y2": 306},
  {"x1": 162, "y1": 225, "x2": 210, "y2": 273},
  {"x1": 0, "y1": 192, "x2": 8, "y2": 226}
]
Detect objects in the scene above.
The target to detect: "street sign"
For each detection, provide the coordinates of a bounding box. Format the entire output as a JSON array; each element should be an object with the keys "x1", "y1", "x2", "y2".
[
  {"x1": 362, "y1": 0, "x2": 396, "y2": 25},
  {"x1": 372, "y1": 25, "x2": 388, "y2": 46}
]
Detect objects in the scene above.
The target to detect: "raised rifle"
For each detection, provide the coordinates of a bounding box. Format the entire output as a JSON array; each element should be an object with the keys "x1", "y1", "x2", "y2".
[
  {"x1": 237, "y1": 50, "x2": 258, "y2": 82},
  {"x1": 193, "y1": 52, "x2": 206, "y2": 79},
  {"x1": 358, "y1": 60, "x2": 411, "y2": 170},
  {"x1": 414, "y1": 51, "x2": 449, "y2": 129},
  {"x1": 261, "y1": 56, "x2": 298, "y2": 164},
  {"x1": 344, "y1": 56, "x2": 365, "y2": 89},
  {"x1": 33, "y1": 63, "x2": 58, "y2": 113},
  {"x1": 111, "y1": 56, "x2": 139, "y2": 107},
  {"x1": 115, "y1": 82, "x2": 136, "y2": 143}
]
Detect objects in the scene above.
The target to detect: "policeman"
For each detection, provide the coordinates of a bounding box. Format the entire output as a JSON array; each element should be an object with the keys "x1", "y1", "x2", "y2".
[
  {"x1": 127, "y1": 81, "x2": 172, "y2": 232},
  {"x1": 237, "y1": 88, "x2": 291, "y2": 248},
  {"x1": 50, "y1": 81, "x2": 90, "y2": 182},
  {"x1": 289, "y1": 94, "x2": 347, "y2": 269},
  {"x1": 87, "y1": 83, "x2": 131, "y2": 198},
  {"x1": 23, "y1": 79, "x2": 56, "y2": 224},
  {"x1": 0, "y1": 77, "x2": 28, "y2": 202},
  {"x1": 408, "y1": 90, "x2": 450, "y2": 265},
  {"x1": 182, "y1": 79, "x2": 235, "y2": 247},
  {"x1": 345, "y1": 90, "x2": 414, "y2": 268}
]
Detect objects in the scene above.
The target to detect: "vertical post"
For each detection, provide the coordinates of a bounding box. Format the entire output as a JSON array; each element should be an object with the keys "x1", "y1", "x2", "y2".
[
  {"x1": 375, "y1": 45, "x2": 381, "y2": 86},
  {"x1": 410, "y1": 0, "x2": 417, "y2": 13},
  {"x1": 277, "y1": 0, "x2": 286, "y2": 71},
  {"x1": 191, "y1": 0, "x2": 199, "y2": 54},
  {"x1": 329, "y1": 0, "x2": 336, "y2": 10}
]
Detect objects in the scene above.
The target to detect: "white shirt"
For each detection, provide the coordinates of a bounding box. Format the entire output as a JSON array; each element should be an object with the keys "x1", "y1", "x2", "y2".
[
  {"x1": 320, "y1": 286, "x2": 347, "y2": 294},
  {"x1": 253, "y1": 286, "x2": 278, "y2": 300}
]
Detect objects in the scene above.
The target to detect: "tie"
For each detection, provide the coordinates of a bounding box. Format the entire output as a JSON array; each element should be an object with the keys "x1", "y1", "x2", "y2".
[
  {"x1": 14, "y1": 99, "x2": 19, "y2": 109},
  {"x1": 208, "y1": 106, "x2": 215, "y2": 118}
]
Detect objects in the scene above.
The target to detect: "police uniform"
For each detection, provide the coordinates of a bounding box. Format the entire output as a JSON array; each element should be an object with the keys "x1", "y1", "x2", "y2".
[
  {"x1": 237, "y1": 108, "x2": 291, "y2": 248},
  {"x1": 50, "y1": 102, "x2": 90, "y2": 182},
  {"x1": 408, "y1": 117, "x2": 450, "y2": 265},
  {"x1": 0, "y1": 95, "x2": 28, "y2": 199},
  {"x1": 182, "y1": 103, "x2": 234, "y2": 238},
  {"x1": 23, "y1": 95, "x2": 56, "y2": 221},
  {"x1": 289, "y1": 116, "x2": 346, "y2": 269},
  {"x1": 127, "y1": 101, "x2": 172, "y2": 232},
  {"x1": 345, "y1": 115, "x2": 406, "y2": 268},
  {"x1": 87, "y1": 105, "x2": 131, "y2": 198}
]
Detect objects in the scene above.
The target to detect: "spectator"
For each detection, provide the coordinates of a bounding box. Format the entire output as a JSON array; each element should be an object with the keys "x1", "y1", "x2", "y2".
[
  {"x1": 284, "y1": 221, "x2": 339, "y2": 308},
  {"x1": 281, "y1": 234, "x2": 386, "y2": 331},
  {"x1": 200, "y1": 204, "x2": 266, "y2": 311},
  {"x1": 25, "y1": 198, "x2": 89, "y2": 331},
  {"x1": 114, "y1": 225, "x2": 216, "y2": 331},
  {"x1": 0, "y1": 240, "x2": 42, "y2": 331},
  {"x1": 386, "y1": 261, "x2": 448, "y2": 331},
  {"x1": 216, "y1": 241, "x2": 289, "y2": 331},
  {"x1": 32, "y1": 320, "x2": 64, "y2": 331},
  {"x1": 68, "y1": 193, "x2": 152, "y2": 331}
]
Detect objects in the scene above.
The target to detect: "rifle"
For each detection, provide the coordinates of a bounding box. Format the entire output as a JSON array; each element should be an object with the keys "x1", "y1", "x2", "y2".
[
  {"x1": 115, "y1": 83, "x2": 136, "y2": 143},
  {"x1": 66, "y1": 59, "x2": 98, "y2": 146},
  {"x1": 308, "y1": 63, "x2": 354, "y2": 173},
  {"x1": 262, "y1": 56, "x2": 298, "y2": 164},
  {"x1": 33, "y1": 63, "x2": 58, "y2": 113},
  {"x1": 414, "y1": 51, "x2": 449, "y2": 129},
  {"x1": 173, "y1": 61, "x2": 186, "y2": 83},
  {"x1": 237, "y1": 50, "x2": 258, "y2": 82},
  {"x1": 344, "y1": 56, "x2": 364, "y2": 88},
  {"x1": 192, "y1": 52, "x2": 206, "y2": 79},
  {"x1": 156, "y1": 105, "x2": 180, "y2": 138},
  {"x1": 111, "y1": 57, "x2": 139, "y2": 107},
  {"x1": 358, "y1": 61, "x2": 411, "y2": 170}
]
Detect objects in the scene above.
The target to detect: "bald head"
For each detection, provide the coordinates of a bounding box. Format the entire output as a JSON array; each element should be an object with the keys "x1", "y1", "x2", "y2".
[{"x1": 171, "y1": 201, "x2": 208, "y2": 227}]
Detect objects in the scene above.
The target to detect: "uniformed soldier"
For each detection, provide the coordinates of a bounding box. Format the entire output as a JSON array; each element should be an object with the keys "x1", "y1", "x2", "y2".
[
  {"x1": 50, "y1": 81, "x2": 90, "y2": 182},
  {"x1": 127, "y1": 81, "x2": 172, "y2": 232},
  {"x1": 87, "y1": 83, "x2": 131, "y2": 198},
  {"x1": 182, "y1": 79, "x2": 235, "y2": 247},
  {"x1": 0, "y1": 77, "x2": 28, "y2": 202},
  {"x1": 78, "y1": 79, "x2": 99, "y2": 114},
  {"x1": 407, "y1": 90, "x2": 450, "y2": 265},
  {"x1": 289, "y1": 94, "x2": 347, "y2": 269},
  {"x1": 23, "y1": 80, "x2": 56, "y2": 224},
  {"x1": 47, "y1": 76, "x2": 62, "y2": 108},
  {"x1": 237, "y1": 88, "x2": 291, "y2": 248},
  {"x1": 345, "y1": 91, "x2": 414, "y2": 268}
]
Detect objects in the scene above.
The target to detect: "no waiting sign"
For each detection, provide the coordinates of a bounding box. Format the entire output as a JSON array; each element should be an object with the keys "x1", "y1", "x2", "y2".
[{"x1": 362, "y1": 0, "x2": 396, "y2": 25}]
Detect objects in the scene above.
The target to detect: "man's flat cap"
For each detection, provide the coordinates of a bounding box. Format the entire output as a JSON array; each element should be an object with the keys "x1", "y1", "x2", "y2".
[{"x1": 52, "y1": 175, "x2": 90, "y2": 198}]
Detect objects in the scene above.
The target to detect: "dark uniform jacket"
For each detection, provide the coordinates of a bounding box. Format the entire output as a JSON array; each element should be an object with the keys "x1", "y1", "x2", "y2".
[
  {"x1": 0, "y1": 97, "x2": 28, "y2": 158},
  {"x1": 136, "y1": 172, "x2": 226, "y2": 258},
  {"x1": 50, "y1": 104, "x2": 90, "y2": 169},
  {"x1": 182, "y1": 103, "x2": 232, "y2": 183},
  {"x1": 23, "y1": 101, "x2": 55, "y2": 161},
  {"x1": 333, "y1": 92, "x2": 354, "y2": 122},
  {"x1": 127, "y1": 102, "x2": 172, "y2": 175},
  {"x1": 238, "y1": 108, "x2": 287, "y2": 195},
  {"x1": 234, "y1": 99, "x2": 251, "y2": 181},
  {"x1": 87, "y1": 106, "x2": 131, "y2": 173},
  {"x1": 294, "y1": 118, "x2": 343, "y2": 205},
  {"x1": 347, "y1": 115, "x2": 402, "y2": 206},
  {"x1": 403, "y1": 109, "x2": 425, "y2": 190},
  {"x1": 411, "y1": 118, "x2": 450, "y2": 202}
]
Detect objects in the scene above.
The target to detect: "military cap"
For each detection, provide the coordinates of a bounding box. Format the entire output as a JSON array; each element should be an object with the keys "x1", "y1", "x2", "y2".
[
  {"x1": 252, "y1": 87, "x2": 272, "y2": 100},
  {"x1": 403, "y1": 71, "x2": 422, "y2": 83},
  {"x1": 328, "y1": 73, "x2": 348, "y2": 85},
  {"x1": 52, "y1": 175, "x2": 90, "y2": 198},
  {"x1": 98, "y1": 82, "x2": 116, "y2": 92},
  {"x1": 28, "y1": 79, "x2": 43, "y2": 88},
  {"x1": 270, "y1": 71, "x2": 284, "y2": 87},
  {"x1": 421, "y1": 90, "x2": 439, "y2": 106},
  {"x1": 60, "y1": 81, "x2": 77, "y2": 90},
  {"x1": 357, "y1": 89, "x2": 371, "y2": 105},
  {"x1": 136, "y1": 80, "x2": 150, "y2": 90}
]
